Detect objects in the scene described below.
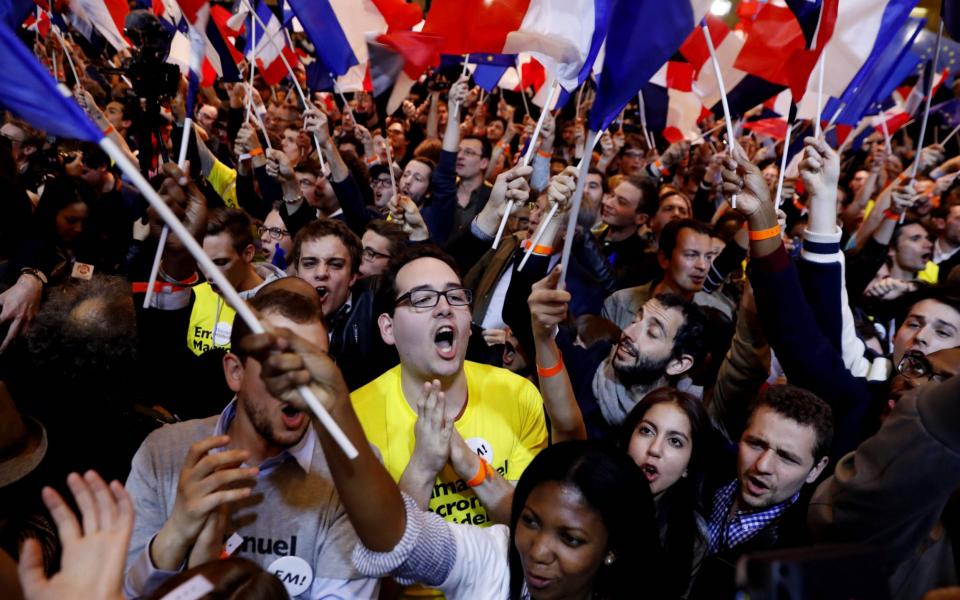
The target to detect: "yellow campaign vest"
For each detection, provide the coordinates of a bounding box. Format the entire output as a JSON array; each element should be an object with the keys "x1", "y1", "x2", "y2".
[
  {"x1": 918, "y1": 260, "x2": 939, "y2": 284},
  {"x1": 187, "y1": 283, "x2": 236, "y2": 356}
]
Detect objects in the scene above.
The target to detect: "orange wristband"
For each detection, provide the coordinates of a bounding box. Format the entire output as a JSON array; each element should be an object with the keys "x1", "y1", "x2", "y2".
[
  {"x1": 103, "y1": 124, "x2": 115, "y2": 135},
  {"x1": 748, "y1": 225, "x2": 781, "y2": 241},
  {"x1": 883, "y1": 209, "x2": 901, "y2": 221},
  {"x1": 249, "y1": 147, "x2": 264, "y2": 157},
  {"x1": 467, "y1": 459, "x2": 490, "y2": 487},
  {"x1": 537, "y1": 149, "x2": 552, "y2": 158},
  {"x1": 537, "y1": 355, "x2": 564, "y2": 378}
]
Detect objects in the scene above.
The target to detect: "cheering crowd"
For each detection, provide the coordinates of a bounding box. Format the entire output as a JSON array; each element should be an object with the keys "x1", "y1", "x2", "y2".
[{"x1": 6, "y1": 9, "x2": 960, "y2": 600}]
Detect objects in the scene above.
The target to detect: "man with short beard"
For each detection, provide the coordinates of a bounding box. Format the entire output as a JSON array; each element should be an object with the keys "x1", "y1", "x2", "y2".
[
  {"x1": 124, "y1": 285, "x2": 378, "y2": 599},
  {"x1": 530, "y1": 285, "x2": 708, "y2": 439}
]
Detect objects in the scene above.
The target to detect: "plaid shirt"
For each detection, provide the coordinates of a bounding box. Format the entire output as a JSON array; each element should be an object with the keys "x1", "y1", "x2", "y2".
[{"x1": 706, "y1": 480, "x2": 799, "y2": 555}]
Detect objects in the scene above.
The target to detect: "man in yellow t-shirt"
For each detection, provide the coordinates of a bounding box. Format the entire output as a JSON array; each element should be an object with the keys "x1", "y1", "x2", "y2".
[{"x1": 351, "y1": 247, "x2": 548, "y2": 528}]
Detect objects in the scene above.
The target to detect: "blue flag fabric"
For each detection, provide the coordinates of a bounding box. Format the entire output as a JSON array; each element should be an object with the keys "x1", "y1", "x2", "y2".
[
  {"x1": 285, "y1": 0, "x2": 357, "y2": 77},
  {"x1": 823, "y1": 16, "x2": 925, "y2": 127},
  {"x1": 473, "y1": 64, "x2": 511, "y2": 92},
  {"x1": 589, "y1": 0, "x2": 708, "y2": 131},
  {"x1": 0, "y1": 0, "x2": 34, "y2": 30},
  {"x1": 933, "y1": 97, "x2": 960, "y2": 127},
  {"x1": 910, "y1": 25, "x2": 960, "y2": 85},
  {"x1": 0, "y1": 20, "x2": 102, "y2": 142}
]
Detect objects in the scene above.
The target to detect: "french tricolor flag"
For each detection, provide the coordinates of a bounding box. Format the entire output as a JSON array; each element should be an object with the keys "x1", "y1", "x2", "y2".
[
  {"x1": 286, "y1": 0, "x2": 421, "y2": 78},
  {"x1": 421, "y1": 0, "x2": 608, "y2": 94},
  {"x1": 246, "y1": 0, "x2": 298, "y2": 86},
  {"x1": 589, "y1": 0, "x2": 712, "y2": 131}
]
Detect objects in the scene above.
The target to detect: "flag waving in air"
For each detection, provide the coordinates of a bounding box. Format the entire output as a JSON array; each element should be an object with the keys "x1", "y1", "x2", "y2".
[
  {"x1": 286, "y1": 0, "x2": 421, "y2": 78},
  {"x1": 734, "y1": 0, "x2": 839, "y2": 101},
  {"x1": 0, "y1": 15, "x2": 101, "y2": 142},
  {"x1": 246, "y1": 0, "x2": 298, "y2": 86},
  {"x1": 589, "y1": 0, "x2": 712, "y2": 131}
]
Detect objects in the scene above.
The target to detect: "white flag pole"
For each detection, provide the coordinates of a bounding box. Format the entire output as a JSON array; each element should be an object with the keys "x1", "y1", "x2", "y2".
[
  {"x1": 145, "y1": 12, "x2": 207, "y2": 310},
  {"x1": 941, "y1": 121, "x2": 960, "y2": 147},
  {"x1": 518, "y1": 129, "x2": 605, "y2": 271},
  {"x1": 242, "y1": 0, "x2": 324, "y2": 168},
  {"x1": 814, "y1": 54, "x2": 825, "y2": 138},
  {"x1": 903, "y1": 20, "x2": 944, "y2": 223},
  {"x1": 909, "y1": 20, "x2": 944, "y2": 181},
  {"x1": 515, "y1": 57, "x2": 532, "y2": 116},
  {"x1": 637, "y1": 90, "x2": 655, "y2": 151},
  {"x1": 702, "y1": 22, "x2": 737, "y2": 208},
  {"x1": 774, "y1": 124, "x2": 793, "y2": 210},
  {"x1": 52, "y1": 27, "x2": 81, "y2": 88},
  {"x1": 879, "y1": 113, "x2": 893, "y2": 155},
  {"x1": 557, "y1": 129, "x2": 598, "y2": 290},
  {"x1": 492, "y1": 78, "x2": 560, "y2": 249},
  {"x1": 100, "y1": 137, "x2": 359, "y2": 459}
]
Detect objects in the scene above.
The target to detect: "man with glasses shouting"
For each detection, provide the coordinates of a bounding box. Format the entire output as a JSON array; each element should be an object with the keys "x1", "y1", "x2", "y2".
[
  {"x1": 352, "y1": 244, "x2": 547, "y2": 530},
  {"x1": 258, "y1": 209, "x2": 292, "y2": 270}
]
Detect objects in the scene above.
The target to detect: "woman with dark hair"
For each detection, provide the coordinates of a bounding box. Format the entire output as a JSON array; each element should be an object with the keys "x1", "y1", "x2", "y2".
[
  {"x1": 619, "y1": 388, "x2": 713, "y2": 598},
  {"x1": 26, "y1": 176, "x2": 100, "y2": 284},
  {"x1": 365, "y1": 439, "x2": 663, "y2": 599},
  {"x1": 241, "y1": 328, "x2": 665, "y2": 600}
]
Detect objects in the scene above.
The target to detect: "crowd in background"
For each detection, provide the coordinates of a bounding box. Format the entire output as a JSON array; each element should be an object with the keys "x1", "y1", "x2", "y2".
[{"x1": 6, "y1": 8, "x2": 960, "y2": 600}]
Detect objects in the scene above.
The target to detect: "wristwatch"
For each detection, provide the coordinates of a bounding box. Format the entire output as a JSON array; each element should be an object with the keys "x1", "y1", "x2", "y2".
[{"x1": 20, "y1": 267, "x2": 47, "y2": 286}]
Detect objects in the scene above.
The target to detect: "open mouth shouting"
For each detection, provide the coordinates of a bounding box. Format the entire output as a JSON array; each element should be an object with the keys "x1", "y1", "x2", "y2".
[
  {"x1": 434, "y1": 324, "x2": 457, "y2": 360},
  {"x1": 280, "y1": 403, "x2": 305, "y2": 429},
  {"x1": 639, "y1": 462, "x2": 659, "y2": 484}
]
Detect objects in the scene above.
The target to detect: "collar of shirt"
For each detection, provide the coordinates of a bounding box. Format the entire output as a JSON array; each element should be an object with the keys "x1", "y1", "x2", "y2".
[
  {"x1": 934, "y1": 238, "x2": 960, "y2": 264},
  {"x1": 706, "y1": 480, "x2": 799, "y2": 555},
  {"x1": 213, "y1": 398, "x2": 315, "y2": 473}
]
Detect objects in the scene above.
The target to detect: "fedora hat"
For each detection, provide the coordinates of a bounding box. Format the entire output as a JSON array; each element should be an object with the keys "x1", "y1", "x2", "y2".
[{"x1": 0, "y1": 382, "x2": 47, "y2": 488}]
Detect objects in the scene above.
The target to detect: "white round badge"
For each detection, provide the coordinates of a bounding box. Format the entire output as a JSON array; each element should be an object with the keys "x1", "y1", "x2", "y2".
[
  {"x1": 465, "y1": 437, "x2": 494, "y2": 465},
  {"x1": 268, "y1": 555, "x2": 313, "y2": 597},
  {"x1": 213, "y1": 321, "x2": 233, "y2": 347}
]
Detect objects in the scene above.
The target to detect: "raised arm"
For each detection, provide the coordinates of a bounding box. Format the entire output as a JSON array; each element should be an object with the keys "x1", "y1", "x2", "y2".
[{"x1": 528, "y1": 266, "x2": 588, "y2": 442}]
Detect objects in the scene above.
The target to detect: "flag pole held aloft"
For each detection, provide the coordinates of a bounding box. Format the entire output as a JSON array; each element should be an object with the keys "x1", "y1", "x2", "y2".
[
  {"x1": 0, "y1": 18, "x2": 360, "y2": 460},
  {"x1": 701, "y1": 21, "x2": 737, "y2": 208},
  {"x1": 558, "y1": 129, "x2": 598, "y2": 290},
  {"x1": 493, "y1": 78, "x2": 560, "y2": 250}
]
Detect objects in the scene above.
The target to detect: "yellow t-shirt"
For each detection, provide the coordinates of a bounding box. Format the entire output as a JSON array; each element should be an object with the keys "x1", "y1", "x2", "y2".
[
  {"x1": 352, "y1": 361, "x2": 548, "y2": 526},
  {"x1": 207, "y1": 159, "x2": 238, "y2": 208}
]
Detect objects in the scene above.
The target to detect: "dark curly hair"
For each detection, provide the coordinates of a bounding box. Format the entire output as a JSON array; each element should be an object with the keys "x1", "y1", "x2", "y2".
[
  {"x1": 651, "y1": 293, "x2": 709, "y2": 367},
  {"x1": 751, "y1": 384, "x2": 834, "y2": 461}
]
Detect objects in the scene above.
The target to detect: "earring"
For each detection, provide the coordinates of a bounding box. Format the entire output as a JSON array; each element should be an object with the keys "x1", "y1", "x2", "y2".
[
  {"x1": 682, "y1": 470, "x2": 688, "y2": 478},
  {"x1": 604, "y1": 553, "x2": 615, "y2": 566}
]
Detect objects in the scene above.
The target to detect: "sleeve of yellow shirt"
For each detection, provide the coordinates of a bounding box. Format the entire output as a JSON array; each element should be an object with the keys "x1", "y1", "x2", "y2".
[{"x1": 207, "y1": 159, "x2": 238, "y2": 208}]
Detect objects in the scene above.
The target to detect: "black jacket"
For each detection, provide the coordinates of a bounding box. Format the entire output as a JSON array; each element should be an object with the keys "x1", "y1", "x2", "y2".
[{"x1": 328, "y1": 279, "x2": 398, "y2": 390}]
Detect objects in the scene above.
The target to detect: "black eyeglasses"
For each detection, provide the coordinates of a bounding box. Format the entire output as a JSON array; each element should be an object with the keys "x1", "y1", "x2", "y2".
[
  {"x1": 362, "y1": 247, "x2": 391, "y2": 262},
  {"x1": 372, "y1": 177, "x2": 393, "y2": 188},
  {"x1": 395, "y1": 287, "x2": 473, "y2": 309},
  {"x1": 897, "y1": 352, "x2": 950, "y2": 382},
  {"x1": 258, "y1": 226, "x2": 289, "y2": 240}
]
